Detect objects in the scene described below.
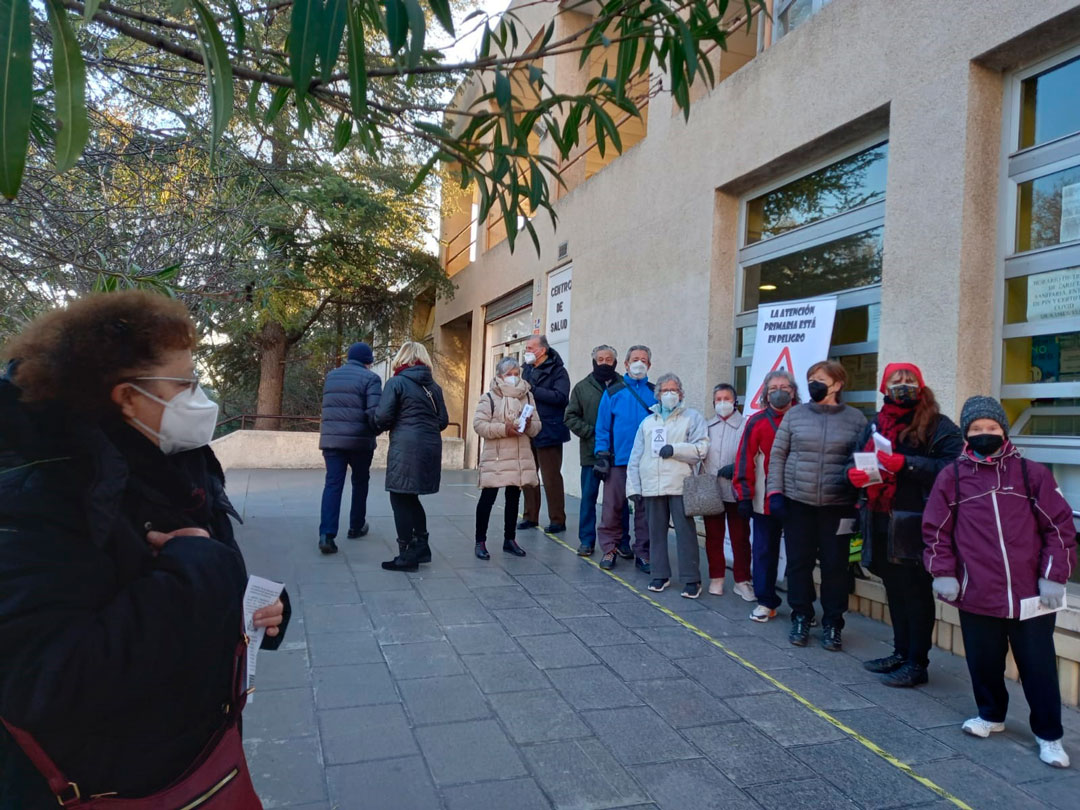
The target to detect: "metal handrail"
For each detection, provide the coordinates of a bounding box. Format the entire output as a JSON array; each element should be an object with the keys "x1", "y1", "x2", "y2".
[{"x1": 216, "y1": 414, "x2": 322, "y2": 432}]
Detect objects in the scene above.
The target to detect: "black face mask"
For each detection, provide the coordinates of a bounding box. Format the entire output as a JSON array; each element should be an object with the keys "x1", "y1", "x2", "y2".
[
  {"x1": 767, "y1": 389, "x2": 792, "y2": 410},
  {"x1": 886, "y1": 385, "x2": 920, "y2": 407},
  {"x1": 592, "y1": 361, "x2": 617, "y2": 382},
  {"x1": 808, "y1": 380, "x2": 830, "y2": 403},
  {"x1": 967, "y1": 433, "x2": 1005, "y2": 457}
]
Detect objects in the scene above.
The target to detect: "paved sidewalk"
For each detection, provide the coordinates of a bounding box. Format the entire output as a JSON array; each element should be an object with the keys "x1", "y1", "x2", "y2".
[{"x1": 231, "y1": 469, "x2": 1079, "y2": 810}]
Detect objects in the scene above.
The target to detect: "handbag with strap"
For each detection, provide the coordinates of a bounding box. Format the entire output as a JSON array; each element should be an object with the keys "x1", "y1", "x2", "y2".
[
  {"x1": 682, "y1": 465, "x2": 727, "y2": 517},
  {"x1": 1, "y1": 637, "x2": 262, "y2": 809}
]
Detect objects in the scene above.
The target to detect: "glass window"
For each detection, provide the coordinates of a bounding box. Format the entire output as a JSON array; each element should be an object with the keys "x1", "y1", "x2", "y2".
[
  {"x1": 1004, "y1": 265, "x2": 1080, "y2": 324},
  {"x1": 1016, "y1": 164, "x2": 1080, "y2": 252},
  {"x1": 737, "y1": 326, "x2": 756, "y2": 358},
  {"x1": 835, "y1": 353, "x2": 878, "y2": 394},
  {"x1": 778, "y1": 0, "x2": 814, "y2": 37},
  {"x1": 745, "y1": 143, "x2": 887, "y2": 243},
  {"x1": 1005, "y1": 400, "x2": 1080, "y2": 437},
  {"x1": 1019, "y1": 55, "x2": 1080, "y2": 149},
  {"x1": 735, "y1": 365, "x2": 748, "y2": 400},
  {"x1": 1003, "y1": 330, "x2": 1080, "y2": 385},
  {"x1": 831, "y1": 305, "x2": 870, "y2": 345},
  {"x1": 742, "y1": 227, "x2": 883, "y2": 311}
]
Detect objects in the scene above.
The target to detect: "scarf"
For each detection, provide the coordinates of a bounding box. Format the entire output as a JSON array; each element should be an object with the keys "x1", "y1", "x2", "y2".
[{"x1": 865, "y1": 401, "x2": 913, "y2": 514}]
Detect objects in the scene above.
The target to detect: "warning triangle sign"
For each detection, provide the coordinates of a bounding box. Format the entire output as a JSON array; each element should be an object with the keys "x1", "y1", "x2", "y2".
[{"x1": 749, "y1": 345, "x2": 795, "y2": 411}]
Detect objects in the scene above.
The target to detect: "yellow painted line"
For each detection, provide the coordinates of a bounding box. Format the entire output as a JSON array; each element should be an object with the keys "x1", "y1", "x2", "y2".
[{"x1": 536, "y1": 527, "x2": 975, "y2": 810}]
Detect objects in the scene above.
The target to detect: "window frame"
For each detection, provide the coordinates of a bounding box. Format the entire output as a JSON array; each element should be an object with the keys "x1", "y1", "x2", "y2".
[{"x1": 772, "y1": 0, "x2": 832, "y2": 44}]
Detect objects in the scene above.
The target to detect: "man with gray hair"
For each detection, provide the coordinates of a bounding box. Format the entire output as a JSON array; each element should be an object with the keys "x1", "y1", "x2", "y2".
[
  {"x1": 564, "y1": 344, "x2": 630, "y2": 555},
  {"x1": 520, "y1": 334, "x2": 571, "y2": 533}
]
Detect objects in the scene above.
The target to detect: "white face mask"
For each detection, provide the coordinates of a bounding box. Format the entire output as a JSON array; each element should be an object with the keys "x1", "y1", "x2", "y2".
[
  {"x1": 628, "y1": 361, "x2": 648, "y2": 379},
  {"x1": 502, "y1": 375, "x2": 519, "y2": 387},
  {"x1": 130, "y1": 384, "x2": 220, "y2": 455},
  {"x1": 715, "y1": 400, "x2": 735, "y2": 418},
  {"x1": 660, "y1": 391, "x2": 680, "y2": 411},
  {"x1": 523, "y1": 352, "x2": 537, "y2": 365}
]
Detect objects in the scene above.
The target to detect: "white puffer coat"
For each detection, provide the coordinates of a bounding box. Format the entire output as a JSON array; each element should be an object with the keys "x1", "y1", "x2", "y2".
[
  {"x1": 627, "y1": 404, "x2": 710, "y2": 498},
  {"x1": 704, "y1": 410, "x2": 746, "y2": 503},
  {"x1": 473, "y1": 378, "x2": 542, "y2": 489}
]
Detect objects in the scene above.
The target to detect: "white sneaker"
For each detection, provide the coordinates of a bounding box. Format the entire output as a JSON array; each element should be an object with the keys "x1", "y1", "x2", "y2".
[
  {"x1": 962, "y1": 717, "x2": 1005, "y2": 738},
  {"x1": 1036, "y1": 737, "x2": 1071, "y2": 768},
  {"x1": 708, "y1": 578, "x2": 725, "y2": 596},
  {"x1": 750, "y1": 605, "x2": 777, "y2": 623},
  {"x1": 733, "y1": 581, "x2": 756, "y2": 602}
]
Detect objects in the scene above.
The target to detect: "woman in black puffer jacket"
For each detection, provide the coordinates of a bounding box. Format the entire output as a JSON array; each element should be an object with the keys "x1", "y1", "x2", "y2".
[
  {"x1": 376, "y1": 342, "x2": 449, "y2": 572},
  {"x1": 0, "y1": 291, "x2": 288, "y2": 809}
]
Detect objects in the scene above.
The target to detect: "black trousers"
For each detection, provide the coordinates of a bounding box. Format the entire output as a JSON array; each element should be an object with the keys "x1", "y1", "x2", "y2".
[
  {"x1": 389, "y1": 492, "x2": 427, "y2": 542},
  {"x1": 878, "y1": 560, "x2": 935, "y2": 667},
  {"x1": 476, "y1": 486, "x2": 521, "y2": 542},
  {"x1": 959, "y1": 610, "x2": 1063, "y2": 740},
  {"x1": 784, "y1": 500, "x2": 854, "y2": 629}
]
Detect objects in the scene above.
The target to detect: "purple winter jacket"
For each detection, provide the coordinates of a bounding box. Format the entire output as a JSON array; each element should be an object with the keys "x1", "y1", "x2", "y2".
[{"x1": 922, "y1": 443, "x2": 1076, "y2": 619}]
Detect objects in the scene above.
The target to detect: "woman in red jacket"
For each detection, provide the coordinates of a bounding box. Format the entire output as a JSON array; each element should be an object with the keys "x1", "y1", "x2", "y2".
[{"x1": 922, "y1": 396, "x2": 1076, "y2": 769}]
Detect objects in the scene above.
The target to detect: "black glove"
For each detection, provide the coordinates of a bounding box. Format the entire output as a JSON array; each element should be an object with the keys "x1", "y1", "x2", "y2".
[
  {"x1": 737, "y1": 499, "x2": 754, "y2": 521},
  {"x1": 718, "y1": 464, "x2": 735, "y2": 479},
  {"x1": 767, "y1": 493, "x2": 787, "y2": 522},
  {"x1": 593, "y1": 452, "x2": 613, "y2": 481},
  {"x1": 658, "y1": 444, "x2": 674, "y2": 459}
]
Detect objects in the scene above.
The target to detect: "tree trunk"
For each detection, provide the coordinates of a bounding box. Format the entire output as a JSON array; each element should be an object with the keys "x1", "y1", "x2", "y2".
[{"x1": 255, "y1": 320, "x2": 288, "y2": 430}]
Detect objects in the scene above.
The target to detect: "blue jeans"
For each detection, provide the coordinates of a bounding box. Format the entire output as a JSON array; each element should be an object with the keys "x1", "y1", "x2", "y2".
[
  {"x1": 319, "y1": 445, "x2": 375, "y2": 537},
  {"x1": 752, "y1": 512, "x2": 784, "y2": 609},
  {"x1": 579, "y1": 465, "x2": 630, "y2": 548}
]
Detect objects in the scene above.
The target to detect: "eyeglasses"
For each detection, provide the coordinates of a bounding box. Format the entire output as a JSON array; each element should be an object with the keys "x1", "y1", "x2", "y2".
[{"x1": 129, "y1": 374, "x2": 200, "y2": 395}]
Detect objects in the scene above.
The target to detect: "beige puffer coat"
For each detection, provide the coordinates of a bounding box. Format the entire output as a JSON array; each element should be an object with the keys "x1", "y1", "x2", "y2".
[{"x1": 474, "y1": 378, "x2": 543, "y2": 489}]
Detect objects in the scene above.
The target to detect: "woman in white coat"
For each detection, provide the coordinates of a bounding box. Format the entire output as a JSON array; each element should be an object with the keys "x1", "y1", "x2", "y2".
[
  {"x1": 627, "y1": 373, "x2": 710, "y2": 598},
  {"x1": 703, "y1": 383, "x2": 752, "y2": 598}
]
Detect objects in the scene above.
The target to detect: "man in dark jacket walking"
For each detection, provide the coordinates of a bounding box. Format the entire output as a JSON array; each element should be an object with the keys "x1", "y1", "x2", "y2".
[
  {"x1": 520, "y1": 335, "x2": 571, "y2": 533},
  {"x1": 564, "y1": 344, "x2": 629, "y2": 555},
  {"x1": 318, "y1": 342, "x2": 382, "y2": 554}
]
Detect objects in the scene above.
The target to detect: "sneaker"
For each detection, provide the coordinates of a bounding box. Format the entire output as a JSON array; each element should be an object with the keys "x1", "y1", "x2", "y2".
[
  {"x1": 750, "y1": 605, "x2": 777, "y2": 623},
  {"x1": 516, "y1": 519, "x2": 539, "y2": 530},
  {"x1": 708, "y1": 578, "x2": 725, "y2": 596},
  {"x1": 789, "y1": 616, "x2": 810, "y2": 647},
  {"x1": 577, "y1": 543, "x2": 595, "y2": 557},
  {"x1": 616, "y1": 541, "x2": 634, "y2": 560},
  {"x1": 962, "y1": 717, "x2": 1005, "y2": 738},
  {"x1": 881, "y1": 662, "x2": 928, "y2": 688},
  {"x1": 821, "y1": 626, "x2": 843, "y2": 652},
  {"x1": 635, "y1": 557, "x2": 651, "y2": 574},
  {"x1": 600, "y1": 551, "x2": 617, "y2": 570},
  {"x1": 681, "y1": 582, "x2": 702, "y2": 599},
  {"x1": 733, "y1": 581, "x2": 756, "y2": 602},
  {"x1": 1036, "y1": 737, "x2": 1071, "y2": 768},
  {"x1": 863, "y1": 653, "x2": 906, "y2": 674},
  {"x1": 648, "y1": 578, "x2": 670, "y2": 592}
]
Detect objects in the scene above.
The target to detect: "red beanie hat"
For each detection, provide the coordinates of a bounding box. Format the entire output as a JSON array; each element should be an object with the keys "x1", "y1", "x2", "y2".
[{"x1": 879, "y1": 362, "x2": 925, "y2": 394}]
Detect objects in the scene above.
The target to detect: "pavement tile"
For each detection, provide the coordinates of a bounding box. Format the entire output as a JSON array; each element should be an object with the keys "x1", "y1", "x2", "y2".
[
  {"x1": 791, "y1": 740, "x2": 940, "y2": 809},
  {"x1": 725, "y1": 692, "x2": 846, "y2": 746},
  {"x1": 489, "y1": 689, "x2": 592, "y2": 743},
  {"x1": 674, "y1": 653, "x2": 777, "y2": 699},
  {"x1": 456, "y1": 567, "x2": 519, "y2": 587},
  {"x1": 411, "y1": 576, "x2": 473, "y2": 601},
  {"x1": 830, "y1": 708, "x2": 957, "y2": 765},
  {"x1": 603, "y1": 599, "x2": 682, "y2": 628},
  {"x1": 747, "y1": 777, "x2": 860, "y2": 809},
  {"x1": 327, "y1": 756, "x2": 440, "y2": 810},
  {"x1": 303, "y1": 602, "x2": 373, "y2": 633},
  {"x1": 415, "y1": 719, "x2": 528, "y2": 786},
  {"x1": 635, "y1": 757, "x2": 760, "y2": 810},
  {"x1": 575, "y1": 575, "x2": 646, "y2": 604},
  {"x1": 399, "y1": 675, "x2": 492, "y2": 725},
  {"x1": 245, "y1": 736, "x2": 327, "y2": 807},
  {"x1": 472, "y1": 585, "x2": 542, "y2": 610},
  {"x1": 682, "y1": 722, "x2": 810, "y2": 787},
  {"x1": 561, "y1": 616, "x2": 643, "y2": 647},
  {"x1": 351, "y1": 570, "x2": 416, "y2": 592},
  {"x1": 515, "y1": 573, "x2": 578, "y2": 595},
  {"x1": 257, "y1": 648, "x2": 311, "y2": 690},
  {"x1": 766, "y1": 668, "x2": 874, "y2": 712},
  {"x1": 363, "y1": 588, "x2": 429, "y2": 616},
  {"x1": 293, "y1": 562, "x2": 357, "y2": 584},
  {"x1": 444, "y1": 622, "x2": 520, "y2": 655},
  {"x1": 372, "y1": 612, "x2": 445, "y2": 644},
  {"x1": 593, "y1": 643, "x2": 683, "y2": 681},
  {"x1": 532, "y1": 591, "x2": 610, "y2": 619},
  {"x1": 443, "y1": 778, "x2": 554, "y2": 810},
  {"x1": 306, "y1": 631, "x2": 384, "y2": 668},
  {"x1": 244, "y1": 687, "x2": 316, "y2": 741},
  {"x1": 718, "y1": 635, "x2": 808, "y2": 670},
  {"x1": 925, "y1": 722, "x2": 1071, "y2": 784},
  {"x1": 426, "y1": 596, "x2": 494, "y2": 626},
  {"x1": 518, "y1": 632, "x2": 601, "y2": 669},
  {"x1": 676, "y1": 608, "x2": 755, "y2": 638},
  {"x1": 581, "y1": 706, "x2": 698, "y2": 765},
  {"x1": 546, "y1": 665, "x2": 645, "y2": 711},
  {"x1": 382, "y1": 639, "x2": 465, "y2": 679},
  {"x1": 1018, "y1": 772, "x2": 1080, "y2": 809},
  {"x1": 462, "y1": 652, "x2": 552, "y2": 693},
  {"x1": 631, "y1": 625, "x2": 722, "y2": 659},
  {"x1": 629, "y1": 678, "x2": 739, "y2": 728},
  {"x1": 318, "y1": 704, "x2": 418, "y2": 764},
  {"x1": 849, "y1": 681, "x2": 967, "y2": 729},
  {"x1": 493, "y1": 607, "x2": 567, "y2": 637},
  {"x1": 313, "y1": 663, "x2": 398, "y2": 709},
  {"x1": 297, "y1": 580, "x2": 362, "y2": 606},
  {"x1": 521, "y1": 738, "x2": 651, "y2": 810}
]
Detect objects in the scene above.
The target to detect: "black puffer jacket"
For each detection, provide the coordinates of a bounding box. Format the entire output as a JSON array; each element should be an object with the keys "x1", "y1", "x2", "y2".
[
  {"x1": 375, "y1": 364, "x2": 449, "y2": 495},
  {"x1": 522, "y1": 348, "x2": 570, "y2": 448},
  {"x1": 319, "y1": 359, "x2": 382, "y2": 450},
  {"x1": 0, "y1": 376, "x2": 289, "y2": 809}
]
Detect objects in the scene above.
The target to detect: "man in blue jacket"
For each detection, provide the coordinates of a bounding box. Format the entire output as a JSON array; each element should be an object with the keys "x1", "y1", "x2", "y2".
[
  {"x1": 317, "y1": 342, "x2": 382, "y2": 554},
  {"x1": 520, "y1": 335, "x2": 572, "y2": 533},
  {"x1": 594, "y1": 345, "x2": 656, "y2": 571}
]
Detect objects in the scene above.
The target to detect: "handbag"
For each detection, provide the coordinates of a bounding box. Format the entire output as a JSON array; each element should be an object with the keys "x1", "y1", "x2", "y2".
[
  {"x1": 1, "y1": 638, "x2": 262, "y2": 809},
  {"x1": 682, "y1": 466, "x2": 727, "y2": 517}
]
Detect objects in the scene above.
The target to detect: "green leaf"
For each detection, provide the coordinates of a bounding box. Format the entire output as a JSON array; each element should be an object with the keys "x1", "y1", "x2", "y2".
[
  {"x1": 493, "y1": 70, "x2": 510, "y2": 109},
  {"x1": 428, "y1": 0, "x2": 454, "y2": 36},
  {"x1": 402, "y1": 0, "x2": 425, "y2": 68},
  {"x1": 223, "y1": 0, "x2": 246, "y2": 51},
  {"x1": 320, "y1": 0, "x2": 347, "y2": 82},
  {"x1": 406, "y1": 152, "x2": 437, "y2": 193},
  {"x1": 188, "y1": 0, "x2": 234, "y2": 167},
  {"x1": 43, "y1": 0, "x2": 88, "y2": 173},
  {"x1": 290, "y1": 0, "x2": 323, "y2": 100},
  {"x1": 264, "y1": 85, "x2": 290, "y2": 125},
  {"x1": 332, "y1": 114, "x2": 351, "y2": 153},
  {"x1": 345, "y1": 6, "x2": 367, "y2": 118},
  {"x1": 83, "y1": 0, "x2": 101, "y2": 22},
  {"x1": 0, "y1": 0, "x2": 32, "y2": 198},
  {"x1": 385, "y1": 0, "x2": 407, "y2": 53},
  {"x1": 246, "y1": 80, "x2": 261, "y2": 120}
]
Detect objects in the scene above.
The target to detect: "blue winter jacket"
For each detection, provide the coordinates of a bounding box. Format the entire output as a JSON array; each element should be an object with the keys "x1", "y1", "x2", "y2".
[
  {"x1": 319, "y1": 360, "x2": 382, "y2": 450},
  {"x1": 593, "y1": 376, "x2": 656, "y2": 466}
]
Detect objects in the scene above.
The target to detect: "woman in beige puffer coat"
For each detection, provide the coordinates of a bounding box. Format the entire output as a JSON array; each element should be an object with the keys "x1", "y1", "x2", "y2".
[{"x1": 473, "y1": 357, "x2": 542, "y2": 559}]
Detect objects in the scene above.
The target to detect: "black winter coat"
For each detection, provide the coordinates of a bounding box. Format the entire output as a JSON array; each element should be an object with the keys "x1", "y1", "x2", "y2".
[
  {"x1": 0, "y1": 376, "x2": 289, "y2": 809},
  {"x1": 319, "y1": 359, "x2": 382, "y2": 450},
  {"x1": 375, "y1": 365, "x2": 449, "y2": 495},
  {"x1": 522, "y1": 349, "x2": 571, "y2": 448},
  {"x1": 855, "y1": 412, "x2": 963, "y2": 568}
]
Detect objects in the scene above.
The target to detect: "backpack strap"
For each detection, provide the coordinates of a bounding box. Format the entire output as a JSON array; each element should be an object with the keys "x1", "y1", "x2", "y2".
[
  {"x1": 622, "y1": 381, "x2": 653, "y2": 416},
  {"x1": 951, "y1": 458, "x2": 961, "y2": 527},
  {"x1": 0, "y1": 718, "x2": 78, "y2": 804}
]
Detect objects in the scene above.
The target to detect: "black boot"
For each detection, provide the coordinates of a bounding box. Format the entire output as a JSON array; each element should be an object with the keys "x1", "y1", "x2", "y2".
[
  {"x1": 863, "y1": 653, "x2": 905, "y2": 673},
  {"x1": 789, "y1": 615, "x2": 810, "y2": 647},
  {"x1": 503, "y1": 538, "x2": 526, "y2": 557},
  {"x1": 381, "y1": 539, "x2": 419, "y2": 572},
  {"x1": 347, "y1": 522, "x2": 369, "y2": 539},
  {"x1": 414, "y1": 532, "x2": 432, "y2": 564},
  {"x1": 475, "y1": 541, "x2": 490, "y2": 560},
  {"x1": 318, "y1": 534, "x2": 338, "y2": 554},
  {"x1": 881, "y1": 662, "x2": 928, "y2": 688}
]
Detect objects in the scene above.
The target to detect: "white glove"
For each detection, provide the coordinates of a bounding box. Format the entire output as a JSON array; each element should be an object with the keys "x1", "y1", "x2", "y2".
[
  {"x1": 1038, "y1": 578, "x2": 1066, "y2": 610},
  {"x1": 932, "y1": 576, "x2": 960, "y2": 601}
]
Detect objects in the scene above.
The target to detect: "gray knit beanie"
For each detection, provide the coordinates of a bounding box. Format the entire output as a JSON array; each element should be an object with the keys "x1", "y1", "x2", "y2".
[{"x1": 960, "y1": 396, "x2": 1010, "y2": 437}]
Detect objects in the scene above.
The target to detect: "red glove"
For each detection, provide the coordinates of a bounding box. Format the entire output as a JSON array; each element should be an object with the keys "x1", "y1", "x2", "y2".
[
  {"x1": 847, "y1": 468, "x2": 871, "y2": 488},
  {"x1": 877, "y1": 451, "x2": 904, "y2": 474}
]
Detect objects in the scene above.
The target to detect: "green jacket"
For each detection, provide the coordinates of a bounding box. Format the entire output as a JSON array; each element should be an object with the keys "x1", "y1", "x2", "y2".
[{"x1": 564, "y1": 371, "x2": 623, "y2": 466}]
